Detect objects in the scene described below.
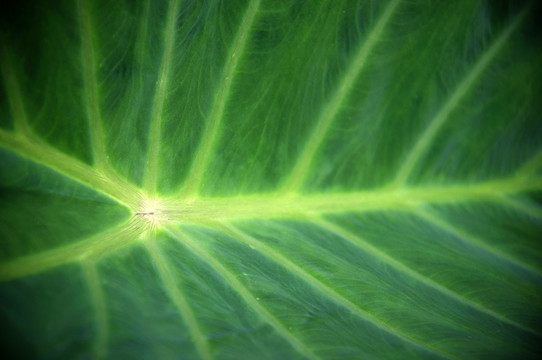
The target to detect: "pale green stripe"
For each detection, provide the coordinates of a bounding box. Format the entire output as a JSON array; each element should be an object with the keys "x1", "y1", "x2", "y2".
[
  {"x1": 164, "y1": 225, "x2": 320, "y2": 360},
  {"x1": 495, "y1": 195, "x2": 542, "y2": 219},
  {"x1": 82, "y1": 259, "x2": 109, "y2": 359},
  {"x1": 144, "y1": 235, "x2": 212, "y2": 360},
  {"x1": 312, "y1": 216, "x2": 541, "y2": 336},
  {"x1": 413, "y1": 207, "x2": 542, "y2": 277},
  {"x1": 515, "y1": 149, "x2": 542, "y2": 180},
  {"x1": 1, "y1": 176, "x2": 541, "y2": 281},
  {"x1": 163, "y1": 177, "x2": 542, "y2": 223},
  {"x1": 182, "y1": 0, "x2": 261, "y2": 198},
  {"x1": 280, "y1": 0, "x2": 403, "y2": 193},
  {"x1": 0, "y1": 129, "x2": 142, "y2": 208},
  {"x1": 392, "y1": 4, "x2": 532, "y2": 186},
  {"x1": 0, "y1": 43, "x2": 32, "y2": 136},
  {"x1": 78, "y1": 0, "x2": 108, "y2": 169},
  {"x1": 144, "y1": 0, "x2": 182, "y2": 193},
  {"x1": 0, "y1": 219, "x2": 144, "y2": 282},
  {"x1": 216, "y1": 222, "x2": 456, "y2": 359}
]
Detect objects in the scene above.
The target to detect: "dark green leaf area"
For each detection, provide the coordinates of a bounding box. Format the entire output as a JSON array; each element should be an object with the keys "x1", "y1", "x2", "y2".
[
  {"x1": 0, "y1": 150, "x2": 129, "y2": 261},
  {"x1": 0, "y1": 265, "x2": 94, "y2": 360}
]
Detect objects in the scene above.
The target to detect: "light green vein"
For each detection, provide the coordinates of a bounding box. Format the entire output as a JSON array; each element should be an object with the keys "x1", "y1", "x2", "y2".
[
  {"x1": 0, "y1": 129, "x2": 142, "y2": 208},
  {"x1": 413, "y1": 207, "x2": 542, "y2": 277},
  {"x1": 280, "y1": 0, "x2": 403, "y2": 193},
  {"x1": 78, "y1": 0, "x2": 108, "y2": 169},
  {"x1": 0, "y1": 43, "x2": 33, "y2": 136},
  {"x1": 134, "y1": 0, "x2": 151, "y2": 84},
  {"x1": 181, "y1": 0, "x2": 261, "y2": 198},
  {"x1": 164, "y1": 225, "x2": 319, "y2": 360},
  {"x1": 2, "y1": 176, "x2": 541, "y2": 281},
  {"x1": 312, "y1": 216, "x2": 542, "y2": 336},
  {"x1": 215, "y1": 222, "x2": 456, "y2": 359},
  {"x1": 144, "y1": 0, "x2": 182, "y2": 194},
  {"x1": 514, "y1": 148, "x2": 542, "y2": 180},
  {"x1": 144, "y1": 234, "x2": 212, "y2": 360},
  {"x1": 495, "y1": 195, "x2": 542, "y2": 219},
  {"x1": 392, "y1": 3, "x2": 532, "y2": 187},
  {"x1": 164, "y1": 176, "x2": 542, "y2": 223},
  {"x1": 0, "y1": 219, "x2": 144, "y2": 282},
  {"x1": 82, "y1": 259, "x2": 109, "y2": 359}
]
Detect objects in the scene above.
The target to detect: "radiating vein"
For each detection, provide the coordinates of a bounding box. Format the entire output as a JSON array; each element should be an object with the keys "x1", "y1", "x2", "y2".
[
  {"x1": 0, "y1": 43, "x2": 33, "y2": 136},
  {"x1": 496, "y1": 195, "x2": 542, "y2": 219},
  {"x1": 164, "y1": 225, "x2": 319, "y2": 360},
  {"x1": 312, "y1": 216, "x2": 542, "y2": 336},
  {"x1": 413, "y1": 207, "x2": 542, "y2": 277},
  {"x1": 0, "y1": 219, "x2": 143, "y2": 282},
  {"x1": 392, "y1": 4, "x2": 532, "y2": 186},
  {"x1": 144, "y1": 234, "x2": 211, "y2": 360},
  {"x1": 280, "y1": 0, "x2": 403, "y2": 193},
  {"x1": 0, "y1": 129, "x2": 142, "y2": 208},
  {"x1": 215, "y1": 222, "x2": 455, "y2": 359},
  {"x1": 78, "y1": 0, "x2": 108, "y2": 169},
  {"x1": 182, "y1": 0, "x2": 261, "y2": 197},
  {"x1": 131, "y1": 0, "x2": 151, "y2": 114},
  {"x1": 82, "y1": 259, "x2": 109, "y2": 359},
  {"x1": 514, "y1": 148, "x2": 542, "y2": 180},
  {"x1": 2, "y1": 176, "x2": 541, "y2": 281},
  {"x1": 144, "y1": 0, "x2": 182, "y2": 194}
]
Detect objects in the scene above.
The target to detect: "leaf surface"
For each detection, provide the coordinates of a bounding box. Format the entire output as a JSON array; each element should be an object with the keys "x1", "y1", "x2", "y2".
[{"x1": 1, "y1": 0, "x2": 542, "y2": 359}]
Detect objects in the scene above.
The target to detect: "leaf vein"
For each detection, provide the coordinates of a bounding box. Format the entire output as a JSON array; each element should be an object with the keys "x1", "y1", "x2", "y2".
[
  {"x1": 144, "y1": 0, "x2": 182, "y2": 193},
  {"x1": 0, "y1": 129, "x2": 142, "y2": 208},
  {"x1": 144, "y1": 234, "x2": 212, "y2": 360},
  {"x1": 0, "y1": 43, "x2": 33, "y2": 137},
  {"x1": 392, "y1": 3, "x2": 533, "y2": 186},
  {"x1": 82, "y1": 259, "x2": 109, "y2": 359},
  {"x1": 181, "y1": 0, "x2": 261, "y2": 198},
  {"x1": 312, "y1": 216, "x2": 542, "y2": 336},
  {"x1": 280, "y1": 0, "x2": 403, "y2": 193},
  {"x1": 78, "y1": 0, "x2": 108, "y2": 169},
  {"x1": 164, "y1": 225, "x2": 319, "y2": 360},
  {"x1": 413, "y1": 207, "x2": 542, "y2": 277},
  {"x1": 215, "y1": 222, "x2": 456, "y2": 359}
]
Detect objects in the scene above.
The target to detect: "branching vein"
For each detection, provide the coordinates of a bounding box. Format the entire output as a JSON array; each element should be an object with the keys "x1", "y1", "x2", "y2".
[
  {"x1": 1, "y1": 175, "x2": 540, "y2": 282},
  {"x1": 144, "y1": 234, "x2": 211, "y2": 360},
  {"x1": 78, "y1": 0, "x2": 108, "y2": 169},
  {"x1": 412, "y1": 207, "x2": 542, "y2": 277},
  {"x1": 0, "y1": 129, "x2": 142, "y2": 208},
  {"x1": 215, "y1": 222, "x2": 455, "y2": 359},
  {"x1": 144, "y1": 0, "x2": 182, "y2": 194},
  {"x1": 182, "y1": 0, "x2": 261, "y2": 198},
  {"x1": 312, "y1": 216, "x2": 541, "y2": 336},
  {"x1": 0, "y1": 43, "x2": 33, "y2": 137},
  {"x1": 514, "y1": 148, "x2": 542, "y2": 181},
  {"x1": 495, "y1": 195, "x2": 542, "y2": 219},
  {"x1": 280, "y1": 0, "x2": 403, "y2": 193},
  {"x1": 0, "y1": 219, "x2": 143, "y2": 282},
  {"x1": 392, "y1": 4, "x2": 532, "y2": 186},
  {"x1": 164, "y1": 225, "x2": 319, "y2": 360},
  {"x1": 82, "y1": 259, "x2": 109, "y2": 359}
]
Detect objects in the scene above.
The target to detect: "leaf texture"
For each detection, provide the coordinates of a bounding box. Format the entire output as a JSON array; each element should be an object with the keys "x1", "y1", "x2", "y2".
[{"x1": 1, "y1": 0, "x2": 541, "y2": 359}]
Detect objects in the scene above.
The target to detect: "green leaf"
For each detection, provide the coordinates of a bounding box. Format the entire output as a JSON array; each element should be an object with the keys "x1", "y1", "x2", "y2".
[{"x1": 1, "y1": 0, "x2": 541, "y2": 359}]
